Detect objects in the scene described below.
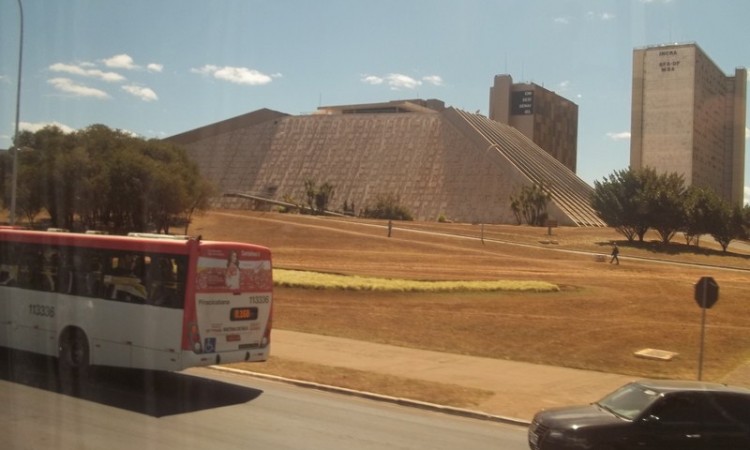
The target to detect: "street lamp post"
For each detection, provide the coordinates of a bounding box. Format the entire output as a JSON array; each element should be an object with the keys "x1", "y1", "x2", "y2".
[{"x1": 10, "y1": 0, "x2": 24, "y2": 225}]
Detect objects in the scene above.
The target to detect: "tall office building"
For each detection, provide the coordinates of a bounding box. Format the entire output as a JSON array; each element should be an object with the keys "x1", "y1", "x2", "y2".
[
  {"x1": 489, "y1": 74, "x2": 579, "y2": 172},
  {"x1": 631, "y1": 43, "x2": 746, "y2": 206}
]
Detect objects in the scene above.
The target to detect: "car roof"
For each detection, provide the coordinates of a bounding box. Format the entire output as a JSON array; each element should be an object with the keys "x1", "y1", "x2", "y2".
[{"x1": 636, "y1": 379, "x2": 750, "y2": 396}]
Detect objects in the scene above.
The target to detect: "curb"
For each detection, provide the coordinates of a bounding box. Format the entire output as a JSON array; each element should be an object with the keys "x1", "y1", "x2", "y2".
[{"x1": 210, "y1": 365, "x2": 531, "y2": 427}]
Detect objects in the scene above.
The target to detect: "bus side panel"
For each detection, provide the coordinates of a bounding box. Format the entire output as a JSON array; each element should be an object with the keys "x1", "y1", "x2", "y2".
[
  {"x1": 0, "y1": 287, "x2": 11, "y2": 347},
  {"x1": 4, "y1": 288, "x2": 59, "y2": 358},
  {"x1": 128, "y1": 307, "x2": 184, "y2": 371},
  {"x1": 88, "y1": 303, "x2": 184, "y2": 371},
  {"x1": 0, "y1": 284, "x2": 185, "y2": 371}
]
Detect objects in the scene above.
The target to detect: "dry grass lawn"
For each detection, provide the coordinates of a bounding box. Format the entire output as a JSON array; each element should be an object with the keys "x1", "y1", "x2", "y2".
[{"x1": 193, "y1": 210, "x2": 750, "y2": 384}]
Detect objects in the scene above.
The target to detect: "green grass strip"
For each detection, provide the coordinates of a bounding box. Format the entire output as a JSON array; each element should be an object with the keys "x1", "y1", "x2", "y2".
[{"x1": 274, "y1": 268, "x2": 558, "y2": 292}]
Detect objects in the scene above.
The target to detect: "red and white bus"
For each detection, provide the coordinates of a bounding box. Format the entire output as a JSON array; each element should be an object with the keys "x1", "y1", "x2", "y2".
[{"x1": 0, "y1": 227, "x2": 272, "y2": 374}]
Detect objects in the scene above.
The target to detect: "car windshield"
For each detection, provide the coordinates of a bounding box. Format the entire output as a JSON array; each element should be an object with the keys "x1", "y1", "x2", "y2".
[{"x1": 596, "y1": 383, "x2": 661, "y2": 420}]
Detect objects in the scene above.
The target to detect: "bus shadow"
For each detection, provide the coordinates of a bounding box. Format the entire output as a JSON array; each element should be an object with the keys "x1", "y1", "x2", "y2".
[{"x1": 0, "y1": 347, "x2": 263, "y2": 417}]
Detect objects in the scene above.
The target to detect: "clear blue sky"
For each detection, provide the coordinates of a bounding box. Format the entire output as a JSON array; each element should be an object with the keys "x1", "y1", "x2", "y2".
[{"x1": 1, "y1": 0, "x2": 748, "y2": 199}]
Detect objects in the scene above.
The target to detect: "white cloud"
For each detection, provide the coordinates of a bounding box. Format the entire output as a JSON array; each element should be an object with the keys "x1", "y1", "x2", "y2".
[
  {"x1": 144, "y1": 129, "x2": 169, "y2": 139},
  {"x1": 422, "y1": 75, "x2": 443, "y2": 86},
  {"x1": 47, "y1": 78, "x2": 110, "y2": 99},
  {"x1": 19, "y1": 120, "x2": 76, "y2": 134},
  {"x1": 362, "y1": 73, "x2": 444, "y2": 90},
  {"x1": 386, "y1": 74, "x2": 421, "y2": 90},
  {"x1": 746, "y1": 127, "x2": 750, "y2": 139},
  {"x1": 215, "y1": 67, "x2": 272, "y2": 85},
  {"x1": 121, "y1": 84, "x2": 158, "y2": 102},
  {"x1": 745, "y1": 186, "x2": 750, "y2": 206},
  {"x1": 102, "y1": 54, "x2": 139, "y2": 70},
  {"x1": 191, "y1": 65, "x2": 273, "y2": 85},
  {"x1": 361, "y1": 75, "x2": 384, "y2": 85},
  {"x1": 586, "y1": 11, "x2": 616, "y2": 21},
  {"x1": 191, "y1": 65, "x2": 217, "y2": 76},
  {"x1": 553, "y1": 17, "x2": 570, "y2": 25},
  {"x1": 147, "y1": 63, "x2": 164, "y2": 73},
  {"x1": 49, "y1": 63, "x2": 125, "y2": 82},
  {"x1": 606, "y1": 131, "x2": 631, "y2": 141}
]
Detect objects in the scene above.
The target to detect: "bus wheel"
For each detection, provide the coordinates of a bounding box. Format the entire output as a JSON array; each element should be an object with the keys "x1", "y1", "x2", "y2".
[{"x1": 58, "y1": 327, "x2": 90, "y2": 392}]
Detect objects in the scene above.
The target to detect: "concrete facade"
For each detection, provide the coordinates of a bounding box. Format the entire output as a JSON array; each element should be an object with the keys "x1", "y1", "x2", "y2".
[
  {"x1": 168, "y1": 103, "x2": 605, "y2": 227},
  {"x1": 489, "y1": 74, "x2": 579, "y2": 173},
  {"x1": 631, "y1": 43, "x2": 747, "y2": 205}
]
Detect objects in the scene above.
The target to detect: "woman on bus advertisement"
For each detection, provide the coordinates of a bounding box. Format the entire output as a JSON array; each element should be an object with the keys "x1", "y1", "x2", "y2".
[
  {"x1": 225, "y1": 250, "x2": 240, "y2": 290},
  {"x1": 195, "y1": 247, "x2": 272, "y2": 293}
]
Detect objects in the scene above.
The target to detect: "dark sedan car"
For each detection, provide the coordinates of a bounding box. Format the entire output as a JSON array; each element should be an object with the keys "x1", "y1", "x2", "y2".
[{"x1": 528, "y1": 379, "x2": 750, "y2": 450}]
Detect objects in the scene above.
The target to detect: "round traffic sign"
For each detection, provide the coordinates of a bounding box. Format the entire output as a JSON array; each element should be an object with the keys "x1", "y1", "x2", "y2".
[{"x1": 694, "y1": 276, "x2": 719, "y2": 309}]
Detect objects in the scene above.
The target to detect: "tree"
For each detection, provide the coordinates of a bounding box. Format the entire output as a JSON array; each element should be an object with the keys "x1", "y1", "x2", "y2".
[
  {"x1": 362, "y1": 193, "x2": 413, "y2": 220},
  {"x1": 13, "y1": 160, "x2": 44, "y2": 225},
  {"x1": 315, "y1": 182, "x2": 335, "y2": 214},
  {"x1": 304, "y1": 179, "x2": 335, "y2": 215},
  {"x1": 642, "y1": 170, "x2": 686, "y2": 244},
  {"x1": 682, "y1": 186, "x2": 720, "y2": 246},
  {"x1": 180, "y1": 171, "x2": 215, "y2": 234},
  {"x1": 509, "y1": 181, "x2": 551, "y2": 226},
  {"x1": 706, "y1": 201, "x2": 745, "y2": 252},
  {"x1": 7, "y1": 127, "x2": 73, "y2": 227},
  {"x1": 7, "y1": 124, "x2": 212, "y2": 233},
  {"x1": 742, "y1": 205, "x2": 750, "y2": 240},
  {"x1": 591, "y1": 168, "x2": 651, "y2": 242}
]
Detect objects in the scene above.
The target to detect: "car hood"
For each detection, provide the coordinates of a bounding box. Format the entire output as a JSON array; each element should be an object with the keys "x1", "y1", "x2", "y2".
[{"x1": 535, "y1": 404, "x2": 626, "y2": 430}]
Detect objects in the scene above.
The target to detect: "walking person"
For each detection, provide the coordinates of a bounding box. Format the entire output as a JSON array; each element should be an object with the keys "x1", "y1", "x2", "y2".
[{"x1": 610, "y1": 243, "x2": 620, "y2": 265}]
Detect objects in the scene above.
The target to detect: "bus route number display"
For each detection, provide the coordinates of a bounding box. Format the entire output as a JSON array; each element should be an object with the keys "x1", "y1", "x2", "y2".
[{"x1": 230, "y1": 307, "x2": 258, "y2": 321}]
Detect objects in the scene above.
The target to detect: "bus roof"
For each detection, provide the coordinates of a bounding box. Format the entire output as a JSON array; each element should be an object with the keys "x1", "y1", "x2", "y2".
[
  {"x1": 0, "y1": 228, "x2": 270, "y2": 256},
  {"x1": 0, "y1": 228, "x2": 193, "y2": 254},
  {"x1": 0, "y1": 226, "x2": 270, "y2": 257}
]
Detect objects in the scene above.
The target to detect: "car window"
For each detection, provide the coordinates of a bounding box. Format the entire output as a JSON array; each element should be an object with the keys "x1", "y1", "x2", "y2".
[
  {"x1": 597, "y1": 383, "x2": 661, "y2": 420},
  {"x1": 711, "y1": 394, "x2": 750, "y2": 426},
  {"x1": 650, "y1": 394, "x2": 703, "y2": 423}
]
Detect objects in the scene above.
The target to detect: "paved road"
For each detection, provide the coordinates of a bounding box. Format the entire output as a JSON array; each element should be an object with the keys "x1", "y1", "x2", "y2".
[{"x1": 0, "y1": 351, "x2": 528, "y2": 450}]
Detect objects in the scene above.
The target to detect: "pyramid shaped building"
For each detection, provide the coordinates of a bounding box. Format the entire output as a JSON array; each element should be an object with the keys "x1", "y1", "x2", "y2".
[{"x1": 168, "y1": 100, "x2": 605, "y2": 226}]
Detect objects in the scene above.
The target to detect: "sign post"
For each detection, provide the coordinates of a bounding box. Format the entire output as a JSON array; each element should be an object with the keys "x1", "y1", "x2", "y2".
[{"x1": 694, "y1": 276, "x2": 719, "y2": 381}]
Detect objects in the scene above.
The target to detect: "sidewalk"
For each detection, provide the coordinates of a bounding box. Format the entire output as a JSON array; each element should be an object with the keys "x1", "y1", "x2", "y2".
[{"x1": 265, "y1": 329, "x2": 636, "y2": 422}]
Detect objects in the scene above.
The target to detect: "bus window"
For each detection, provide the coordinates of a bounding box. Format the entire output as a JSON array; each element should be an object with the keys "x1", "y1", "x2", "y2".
[
  {"x1": 56, "y1": 248, "x2": 73, "y2": 294},
  {"x1": 18, "y1": 245, "x2": 43, "y2": 290},
  {"x1": 0, "y1": 243, "x2": 18, "y2": 286},
  {"x1": 145, "y1": 254, "x2": 186, "y2": 308},
  {"x1": 103, "y1": 252, "x2": 148, "y2": 304},
  {"x1": 41, "y1": 247, "x2": 60, "y2": 292}
]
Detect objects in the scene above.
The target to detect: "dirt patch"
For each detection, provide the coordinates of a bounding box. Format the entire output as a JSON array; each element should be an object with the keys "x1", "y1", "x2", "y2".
[
  {"x1": 229, "y1": 357, "x2": 494, "y2": 409},
  {"x1": 192, "y1": 210, "x2": 750, "y2": 381}
]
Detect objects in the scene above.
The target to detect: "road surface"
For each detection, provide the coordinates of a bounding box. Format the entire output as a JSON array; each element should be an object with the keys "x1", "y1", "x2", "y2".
[{"x1": 1, "y1": 349, "x2": 528, "y2": 449}]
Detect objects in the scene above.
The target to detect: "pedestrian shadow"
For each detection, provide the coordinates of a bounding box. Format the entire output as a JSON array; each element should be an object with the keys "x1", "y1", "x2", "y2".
[{"x1": 0, "y1": 346, "x2": 263, "y2": 417}]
